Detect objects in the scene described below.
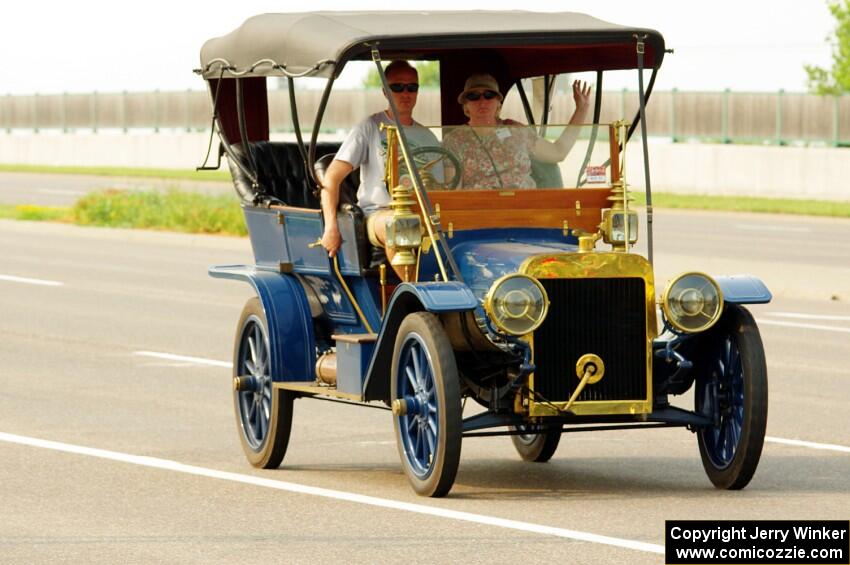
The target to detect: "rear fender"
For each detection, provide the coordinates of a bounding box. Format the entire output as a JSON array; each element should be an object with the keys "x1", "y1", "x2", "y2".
[
  {"x1": 363, "y1": 282, "x2": 478, "y2": 402},
  {"x1": 210, "y1": 265, "x2": 315, "y2": 382}
]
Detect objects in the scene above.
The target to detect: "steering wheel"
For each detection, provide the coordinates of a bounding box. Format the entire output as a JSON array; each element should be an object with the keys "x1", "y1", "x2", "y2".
[{"x1": 402, "y1": 145, "x2": 463, "y2": 190}]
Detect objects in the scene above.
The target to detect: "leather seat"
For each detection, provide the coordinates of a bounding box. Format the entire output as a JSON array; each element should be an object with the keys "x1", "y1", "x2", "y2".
[{"x1": 228, "y1": 141, "x2": 347, "y2": 208}]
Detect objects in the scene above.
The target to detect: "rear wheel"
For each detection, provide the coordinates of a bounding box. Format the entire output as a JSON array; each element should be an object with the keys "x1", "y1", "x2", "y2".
[
  {"x1": 391, "y1": 312, "x2": 462, "y2": 497},
  {"x1": 233, "y1": 297, "x2": 294, "y2": 469},
  {"x1": 695, "y1": 305, "x2": 768, "y2": 489},
  {"x1": 510, "y1": 424, "x2": 562, "y2": 462}
]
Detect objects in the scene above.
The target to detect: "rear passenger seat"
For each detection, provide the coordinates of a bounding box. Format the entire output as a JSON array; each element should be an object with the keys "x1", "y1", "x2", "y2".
[
  {"x1": 227, "y1": 141, "x2": 387, "y2": 273},
  {"x1": 227, "y1": 141, "x2": 358, "y2": 208}
]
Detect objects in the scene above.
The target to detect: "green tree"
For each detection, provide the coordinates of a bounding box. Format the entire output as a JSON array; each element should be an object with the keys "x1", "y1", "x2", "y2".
[
  {"x1": 806, "y1": 0, "x2": 850, "y2": 94},
  {"x1": 363, "y1": 61, "x2": 440, "y2": 89}
]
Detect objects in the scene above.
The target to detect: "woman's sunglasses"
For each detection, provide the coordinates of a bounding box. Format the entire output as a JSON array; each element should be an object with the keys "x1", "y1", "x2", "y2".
[
  {"x1": 388, "y1": 83, "x2": 420, "y2": 93},
  {"x1": 464, "y1": 90, "x2": 500, "y2": 101}
]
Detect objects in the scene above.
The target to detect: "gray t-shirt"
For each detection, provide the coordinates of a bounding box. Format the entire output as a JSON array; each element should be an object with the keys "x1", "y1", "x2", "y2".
[{"x1": 335, "y1": 111, "x2": 441, "y2": 216}]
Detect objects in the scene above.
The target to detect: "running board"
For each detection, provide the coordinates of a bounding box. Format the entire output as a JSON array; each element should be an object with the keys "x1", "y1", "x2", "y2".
[{"x1": 275, "y1": 382, "x2": 363, "y2": 402}]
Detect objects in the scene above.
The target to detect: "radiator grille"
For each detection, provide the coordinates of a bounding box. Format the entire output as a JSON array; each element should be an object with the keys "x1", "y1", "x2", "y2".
[{"x1": 533, "y1": 278, "x2": 647, "y2": 402}]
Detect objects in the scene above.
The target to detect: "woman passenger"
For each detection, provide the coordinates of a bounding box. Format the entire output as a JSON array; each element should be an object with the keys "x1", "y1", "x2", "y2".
[{"x1": 443, "y1": 73, "x2": 592, "y2": 189}]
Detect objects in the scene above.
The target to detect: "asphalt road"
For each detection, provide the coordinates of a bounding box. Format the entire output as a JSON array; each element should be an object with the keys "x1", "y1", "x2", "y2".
[{"x1": 1, "y1": 189, "x2": 849, "y2": 562}]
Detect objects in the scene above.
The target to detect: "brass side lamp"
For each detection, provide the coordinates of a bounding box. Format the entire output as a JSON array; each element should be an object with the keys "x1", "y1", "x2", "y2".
[{"x1": 600, "y1": 179, "x2": 638, "y2": 251}]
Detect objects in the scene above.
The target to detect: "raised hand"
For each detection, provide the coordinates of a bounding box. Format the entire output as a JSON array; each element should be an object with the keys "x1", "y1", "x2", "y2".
[{"x1": 573, "y1": 80, "x2": 593, "y2": 113}]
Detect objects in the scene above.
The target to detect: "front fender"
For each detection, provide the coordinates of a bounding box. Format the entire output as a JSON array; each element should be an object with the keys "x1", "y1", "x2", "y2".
[
  {"x1": 363, "y1": 282, "x2": 478, "y2": 402},
  {"x1": 716, "y1": 275, "x2": 772, "y2": 304},
  {"x1": 210, "y1": 265, "x2": 315, "y2": 383}
]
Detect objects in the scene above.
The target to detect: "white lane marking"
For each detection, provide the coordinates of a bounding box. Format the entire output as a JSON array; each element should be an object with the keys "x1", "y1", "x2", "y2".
[
  {"x1": 0, "y1": 431, "x2": 663, "y2": 555},
  {"x1": 0, "y1": 274, "x2": 64, "y2": 287},
  {"x1": 755, "y1": 318, "x2": 850, "y2": 334},
  {"x1": 766, "y1": 436, "x2": 850, "y2": 454},
  {"x1": 767, "y1": 312, "x2": 850, "y2": 322},
  {"x1": 734, "y1": 224, "x2": 811, "y2": 233},
  {"x1": 133, "y1": 351, "x2": 232, "y2": 368}
]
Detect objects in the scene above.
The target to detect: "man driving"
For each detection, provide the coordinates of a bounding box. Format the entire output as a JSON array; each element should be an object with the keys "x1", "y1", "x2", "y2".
[{"x1": 319, "y1": 60, "x2": 439, "y2": 270}]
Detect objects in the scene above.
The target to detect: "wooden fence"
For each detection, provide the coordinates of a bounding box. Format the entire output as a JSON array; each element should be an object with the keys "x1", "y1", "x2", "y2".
[{"x1": 2, "y1": 88, "x2": 849, "y2": 145}]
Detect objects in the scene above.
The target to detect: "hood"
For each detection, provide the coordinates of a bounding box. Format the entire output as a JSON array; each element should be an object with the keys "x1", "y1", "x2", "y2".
[{"x1": 449, "y1": 229, "x2": 577, "y2": 302}]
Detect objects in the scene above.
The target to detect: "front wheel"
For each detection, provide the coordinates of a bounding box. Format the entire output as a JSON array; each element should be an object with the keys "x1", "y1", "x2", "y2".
[
  {"x1": 233, "y1": 297, "x2": 294, "y2": 469},
  {"x1": 391, "y1": 312, "x2": 462, "y2": 497},
  {"x1": 510, "y1": 424, "x2": 562, "y2": 462},
  {"x1": 695, "y1": 305, "x2": 768, "y2": 489}
]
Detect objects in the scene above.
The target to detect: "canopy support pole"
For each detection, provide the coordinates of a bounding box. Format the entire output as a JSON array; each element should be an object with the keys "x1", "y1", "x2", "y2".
[
  {"x1": 287, "y1": 76, "x2": 311, "y2": 192},
  {"x1": 199, "y1": 72, "x2": 260, "y2": 203},
  {"x1": 197, "y1": 70, "x2": 225, "y2": 172},
  {"x1": 576, "y1": 70, "x2": 604, "y2": 187},
  {"x1": 235, "y1": 78, "x2": 261, "y2": 200},
  {"x1": 634, "y1": 34, "x2": 654, "y2": 265},
  {"x1": 515, "y1": 79, "x2": 535, "y2": 126},
  {"x1": 308, "y1": 74, "x2": 337, "y2": 188}
]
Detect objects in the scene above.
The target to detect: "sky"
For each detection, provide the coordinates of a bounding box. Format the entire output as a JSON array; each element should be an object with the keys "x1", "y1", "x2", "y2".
[{"x1": 3, "y1": 0, "x2": 835, "y2": 95}]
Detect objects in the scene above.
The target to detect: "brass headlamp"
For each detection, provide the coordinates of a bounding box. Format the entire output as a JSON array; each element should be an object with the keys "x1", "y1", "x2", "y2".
[
  {"x1": 661, "y1": 272, "x2": 724, "y2": 333},
  {"x1": 484, "y1": 274, "x2": 550, "y2": 336}
]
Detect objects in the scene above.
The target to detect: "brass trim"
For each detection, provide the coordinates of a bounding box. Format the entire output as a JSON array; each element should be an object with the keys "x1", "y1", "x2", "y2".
[
  {"x1": 279, "y1": 262, "x2": 294, "y2": 274},
  {"x1": 392, "y1": 398, "x2": 407, "y2": 416},
  {"x1": 381, "y1": 122, "x2": 399, "y2": 190},
  {"x1": 390, "y1": 126, "x2": 449, "y2": 283},
  {"x1": 577, "y1": 232, "x2": 600, "y2": 253},
  {"x1": 277, "y1": 212, "x2": 285, "y2": 225},
  {"x1": 275, "y1": 381, "x2": 362, "y2": 402},
  {"x1": 521, "y1": 252, "x2": 656, "y2": 416},
  {"x1": 315, "y1": 352, "x2": 337, "y2": 385},
  {"x1": 575, "y1": 353, "x2": 605, "y2": 384},
  {"x1": 332, "y1": 255, "x2": 374, "y2": 334},
  {"x1": 233, "y1": 376, "x2": 254, "y2": 392},
  {"x1": 530, "y1": 399, "x2": 652, "y2": 417},
  {"x1": 379, "y1": 264, "x2": 387, "y2": 315},
  {"x1": 660, "y1": 271, "x2": 725, "y2": 334},
  {"x1": 387, "y1": 182, "x2": 419, "y2": 277},
  {"x1": 332, "y1": 333, "x2": 377, "y2": 344},
  {"x1": 447, "y1": 222, "x2": 453, "y2": 239},
  {"x1": 483, "y1": 273, "x2": 550, "y2": 336}
]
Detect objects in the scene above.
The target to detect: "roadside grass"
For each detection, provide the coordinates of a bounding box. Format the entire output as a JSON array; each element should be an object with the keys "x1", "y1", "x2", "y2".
[
  {"x1": 71, "y1": 189, "x2": 246, "y2": 236},
  {"x1": 0, "y1": 163, "x2": 231, "y2": 182},
  {"x1": 633, "y1": 192, "x2": 850, "y2": 218},
  {"x1": 2, "y1": 188, "x2": 849, "y2": 237},
  {"x1": 0, "y1": 204, "x2": 72, "y2": 222}
]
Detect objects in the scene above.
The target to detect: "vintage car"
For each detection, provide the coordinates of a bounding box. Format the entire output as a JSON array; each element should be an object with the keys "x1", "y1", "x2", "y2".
[{"x1": 196, "y1": 11, "x2": 771, "y2": 497}]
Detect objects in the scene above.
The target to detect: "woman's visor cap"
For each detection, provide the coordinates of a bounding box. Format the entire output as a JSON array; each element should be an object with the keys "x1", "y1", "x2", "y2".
[{"x1": 458, "y1": 74, "x2": 503, "y2": 104}]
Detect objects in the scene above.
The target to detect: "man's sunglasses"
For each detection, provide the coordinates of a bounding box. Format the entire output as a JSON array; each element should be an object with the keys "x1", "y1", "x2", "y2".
[
  {"x1": 388, "y1": 83, "x2": 420, "y2": 93},
  {"x1": 464, "y1": 90, "x2": 500, "y2": 101}
]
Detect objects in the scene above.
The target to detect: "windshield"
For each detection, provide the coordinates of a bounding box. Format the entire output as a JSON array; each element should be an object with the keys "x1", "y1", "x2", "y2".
[{"x1": 391, "y1": 123, "x2": 618, "y2": 192}]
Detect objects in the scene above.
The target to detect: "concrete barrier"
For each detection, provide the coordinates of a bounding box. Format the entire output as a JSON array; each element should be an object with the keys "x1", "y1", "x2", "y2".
[{"x1": 1, "y1": 132, "x2": 849, "y2": 201}]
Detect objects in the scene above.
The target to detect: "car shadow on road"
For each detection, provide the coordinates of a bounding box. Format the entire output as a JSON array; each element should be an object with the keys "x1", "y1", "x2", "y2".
[{"x1": 446, "y1": 453, "x2": 850, "y2": 500}]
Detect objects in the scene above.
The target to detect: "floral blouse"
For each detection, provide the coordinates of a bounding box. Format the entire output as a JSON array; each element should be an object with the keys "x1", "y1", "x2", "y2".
[{"x1": 443, "y1": 119, "x2": 537, "y2": 189}]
